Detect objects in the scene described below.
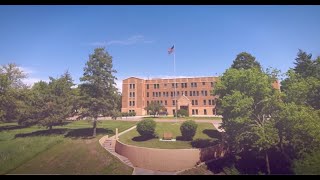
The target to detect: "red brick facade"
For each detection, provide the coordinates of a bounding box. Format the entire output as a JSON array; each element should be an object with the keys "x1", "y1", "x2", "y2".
[{"x1": 121, "y1": 77, "x2": 218, "y2": 116}]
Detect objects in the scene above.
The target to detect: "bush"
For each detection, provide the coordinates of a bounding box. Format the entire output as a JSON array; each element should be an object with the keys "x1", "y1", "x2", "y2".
[
  {"x1": 293, "y1": 149, "x2": 320, "y2": 174},
  {"x1": 121, "y1": 112, "x2": 129, "y2": 118},
  {"x1": 111, "y1": 110, "x2": 122, "y2": 120},
  {"x1": 177, "y1": 109, "x2": 189, "y2": 117},
  {"x1": 180, "y1": 120, "x2": 198, "y2": 140},
  {"x1": 191, "y1": 138, "x2": 219, "y2": 148},
  {"x1": 136, "y1": 119, "x2": 156, "y2": 137},
  {"x1": 129, "y1": 111, "x2": 136, "y2": 116}
]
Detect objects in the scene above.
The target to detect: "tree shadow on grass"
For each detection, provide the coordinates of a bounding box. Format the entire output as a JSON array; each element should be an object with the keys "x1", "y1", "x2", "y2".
[
  {"x1": 64, "y1": 128, "x2": 114, "y2": 139},
  {"x1": 202, "y1": 129, "x2": 221, "y2": 139},
  {"x1": 0, "y1": 125, "x2": 27, "y2": 132},
  {"x1": 132, "y1": 135, "x2": 155, "y2": 142},
  {"x1": 191, "y1": 138, "x2": 220, "y2": 148},
  {"x1": 176, "y1": 136, "x2": 191, "y2": 141},
  {"x1": 15, "y1": 128, "x2": 68, "y2": 138}
]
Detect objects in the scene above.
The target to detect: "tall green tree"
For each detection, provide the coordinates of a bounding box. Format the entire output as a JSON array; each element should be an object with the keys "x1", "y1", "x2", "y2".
[
  {"x1": 0, "y1": 63, "x2": 27, "y2": 122},
  {"x1": 79, "y1": 47, "x2": 118, "y2": 137},
  {"x1": 293, "y1": 49, "x2": 315, "y2": 78},
  {"x1": 231, "y1": 52, "x2": 262, "y2": 70},
  {"x1": 215, "y1": 68, "x2": 281, "y2": 174},
  {"x1": 144, "y1": 101, "x2": 166, "y2": 117},
  {"x1": 19, "y1": 72, "x2": 75, "y2": 130}
]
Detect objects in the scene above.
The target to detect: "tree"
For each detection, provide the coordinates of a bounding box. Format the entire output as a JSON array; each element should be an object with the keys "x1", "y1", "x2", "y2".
[
  {"x1": 231, "y1": 52, "x2": 262, "y2": 70},
  {"x1": 214, "y1": 68, "x2": 281, "y2": 174},
  {"x1": 0, "y1": 63, "x2": 28, "y2": 122},
  {"x1": 180, "y1": 120, "x2": 198, "y2": 140},
  {"x1": 293, "y1": 49, "x2": 315, "y2": 78},
  {"x1": 144, "y1": 101, "x2": 166, "y2": 117},
  {"x1": 79, "y1": 47, "x2": 118, "y2": 137},
  {"x1": 281, "y1": 70, "x2": 320, "y2": 110},
  {"x1": 136, "y1": 119, "x2": 156, "y2": 137},
  {"x1": 19, "y1": 72, "x2": 75, "y2": 130}
]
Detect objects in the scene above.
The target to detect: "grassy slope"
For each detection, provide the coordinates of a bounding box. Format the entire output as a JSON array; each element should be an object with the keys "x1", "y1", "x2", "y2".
[
  {"x1": 0, "y1": 120, "x2": 136, "y2": 175},
  {"x1": 119, "y1": 122, "x2": 218, "y2": 149}
]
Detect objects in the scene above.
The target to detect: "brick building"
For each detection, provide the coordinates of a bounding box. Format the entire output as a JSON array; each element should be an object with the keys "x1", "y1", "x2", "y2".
[{"x1": 121, "y1": 76, "x2": 219, "y2": 116}]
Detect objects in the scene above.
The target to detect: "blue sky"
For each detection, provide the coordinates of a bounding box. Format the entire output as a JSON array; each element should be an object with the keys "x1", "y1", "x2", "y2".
[{"x1": 1, "y1": 5, "x2": 320, "y2": 91}]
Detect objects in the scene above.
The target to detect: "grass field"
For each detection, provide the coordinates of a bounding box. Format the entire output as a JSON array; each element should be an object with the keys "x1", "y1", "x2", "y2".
[
  {"x1": 142, "y1": 116, "x2": 222, "y2": 121},
  {"x1": 0, "y1": 120, "x2": 136, "y2": 175},
  {"x1": 119, "y1": 122, "x2": 220, "y2": 149}
]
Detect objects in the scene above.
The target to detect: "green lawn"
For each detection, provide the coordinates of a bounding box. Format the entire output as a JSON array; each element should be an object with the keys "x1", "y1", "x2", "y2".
[
  {"x1": 0, "y1": 120, "x2": 136, "y2": 175},
  {"x1": 119, "y1": 122, "x2": 220, "y2": 149},
  {"x1": 143, "y1": 116, "x2": 222, "y2": 121}
]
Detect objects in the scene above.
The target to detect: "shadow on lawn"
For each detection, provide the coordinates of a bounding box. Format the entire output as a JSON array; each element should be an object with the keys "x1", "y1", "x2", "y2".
[
  {"x1": 64, "y1": 128, "x2": 114, "y2": 139},
  {"x1": 15, "y1": 128, "x2": 68, "y2": 138},
  {"x1": 0, "y1": 125, "x2": 27, "y2": 132},
  {"x1": 132, "y1": 135, "x2": 155, "y2": 141},
  {"x1": 202, "y1": 129, "x2": 221, "y2": 139}
]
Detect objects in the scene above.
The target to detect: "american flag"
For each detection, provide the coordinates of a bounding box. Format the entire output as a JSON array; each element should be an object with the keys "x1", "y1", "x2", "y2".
[{"x1": 168, "y1": 45, "x2": 174, "y2": 54}]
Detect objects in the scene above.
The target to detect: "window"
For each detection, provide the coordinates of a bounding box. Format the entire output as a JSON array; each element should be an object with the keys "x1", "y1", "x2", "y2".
[
  {"x1": 129, "y1": 101, "x2": 132, "y2": 106},
  {"x1": 157, "y1": 84, "x2": 160, "y2": 89},
  {"x1": 172, "y1": 83, "x2": 175, "y2": 88},
  {"x1": 185, "y1": 91, "x2": 188, "y2": 96},
  {"x1": 193, "y1": 91, "x2": 196, "y2": 96},
  {"x1": 195, "y1": 100, "x2": 198, "y2": 105},
  {"x1": 154, "y1": 84, "x2": 157, "y2": 89},
  {"x1": 212, "y1": 99, "x2": 215, "y2": 105},
  {"x1": 129, "y1": 110, "x2": 131, "y2": 113},
  {"x1": 192, "y1": 109, "x2": 195, "y2": 115},
  {"x1": 133, "y1": 92, "x2": 135, "y2": 97},
  {"x1": 155, "y1": 92, "x2": 158, "y2": 97},
  {"x1": 209, "y1": 100, "x2": 211, "y2": 105},
  {"x1": 132, "y1": 101, "x2": 135, "y2": 106},
  {"x1": 172, "y1": 100, "x2": 176, "y2": 106},
  {"x1": 171, "y1": 92, "x2": 173, "y2": 97},
  {"x1": 173, "y1": 109, "x2": 176, "y2": 115},
  {"x1": 213, "y1": 108, "x2": 216, "y2": 115},
  {"x1": 160, "y1": 100, "x2": 163, "y2": 105},
  {"x1": 196, "y1": 91, "x2": 199, "y2": 96},
  {"x1": 147, "y1": 84, "x2": 149, "y2": 89},
  {"x1": 129, "y1": 84, "x2": 132, "y2": 89},
  {"x1": 147, "y1": 92, "x2": 149, "y2": 97},
  {"x1": 201, "y1": 90, "x2": 204, "y2": 96},
  {"x1": 181, "y1": 83, "x2": 184, "y2": 88},
  {"x1": 129, "y1": 92, "x2": 132, "y2": 97},
  {"x1": 153, "y1": 92, "x2": 155, "y2": 97},
  {"x1": 204, "y1": 109, "x2": 207, "y2": 115},
  {"x1": 164, "y1": 83, "x2": 167, "y2": 87},
  {"x1": 190, "y1": 91, "x2": 192, "y2": 96},
  {"x1": 205, "y1": 91, "x2": 208, "y2": 96},
  {"x1": 177, "y1": 91, "x2": 180, "y2": 96},
  {"x1": 176, "y1": 83, "x2": 178, "y2": 88},
  {"x1": 166, "y1": 92, "x2": 169, "y2": 97},
  {"x1": 165, "y1": 100, "x2": 167, "y2": 105},
  {"x1": 133, "y1": 84, "x2": 135, "y2": 89},
  {"x1": 202, "y1": 82, "x2": 205, "y2": 85},
  {"x1": 195, "y1": 109, "x2": 198, "y2": 115},
  {"x1": 159, "y1": 92, "x2": 161, "y2": 97},
  {"x1": 147, "y1": 101, "x2": 149, "y2": 105},
  {"x1": 163, "y1": 92, "x2": 165, "y2": 97},
  {"x1": 191, "y1": 82, "x2": 194, "y2": 87},
  {"x1": 203, "y1": 100, "x2": 206, "y2": 105},
  {"x1": 192, "y1": 100, "x2": 194, "y2": 105},
  {"x1": 185, "y1": 83, "x2": 187, "y2": 88},
  {"x1": 211, "y1": 82, "x2": 214, "y2": 87}
]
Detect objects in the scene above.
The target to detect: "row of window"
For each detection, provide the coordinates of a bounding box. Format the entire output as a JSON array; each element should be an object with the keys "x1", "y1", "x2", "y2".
[
  {"x1": 171, "y1": 108, "x2": 216, "y2": 115},
  {"x1": 129, "y1": 101, "x2": 135, "y2": 106},
  {"x1": 129, "y1": 84, "x2": 136, "y2": 89},
  {"x1": 146, "y1": 82, "x2": 215, "y2": 89},
  {"x1": 146, "y1": 99, "x2": 215, "y2": 106},
  {"x1": 129, "y1": 92, "x2": 135, "y2": 98},
  {"x1": 147, "y1": 90, "x2": 212, "y2": 98}
]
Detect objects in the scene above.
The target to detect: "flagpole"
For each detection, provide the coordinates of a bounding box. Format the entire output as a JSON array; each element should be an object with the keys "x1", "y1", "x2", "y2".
[{"x1": 173, "y1": 44, "x2": 178, "y2": 122}]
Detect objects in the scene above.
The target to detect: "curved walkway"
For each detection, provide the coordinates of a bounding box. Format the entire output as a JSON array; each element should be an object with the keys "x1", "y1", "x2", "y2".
[{"x1": 99, "y1": 120, "x2": 224, "y2": 175}]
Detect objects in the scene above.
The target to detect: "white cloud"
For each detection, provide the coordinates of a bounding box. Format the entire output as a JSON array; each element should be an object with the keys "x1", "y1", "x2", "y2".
[
  {"x1": 17, "y1": 66, "x2": 35, "y2": 75},
  {"x1": 90, "y1": 35, "x2": 153, "y2": 47},
  {"x1": 115, "y1": 79, "x2": 122, "y2": 93},
  {"x1": 22, "y1": 78, "x2": 48, "y2": 87}
]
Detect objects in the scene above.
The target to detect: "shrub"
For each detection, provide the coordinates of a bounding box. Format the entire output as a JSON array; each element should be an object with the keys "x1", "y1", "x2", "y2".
[
  {"x1": 129, "y1": 111, "x2": 136, "y2": 116},
  {"x1": 177, "y1": 109, "x2": 189, "y2": 117},
  {"x1": 191, "y1": 138, "x2": 219, "y2": 148},
  {"x1": 121, "y1": 112, "x2": 129, "y2": 118},
  {"x1": 136, "y1": 119, "x2": 156, "y2": 137},
  {"x1": 111, "y1": 110, "x2": 122, "y2": 120},
  {"x1": 180, "y1": 120, "x2": 198, "y2": 140}
]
